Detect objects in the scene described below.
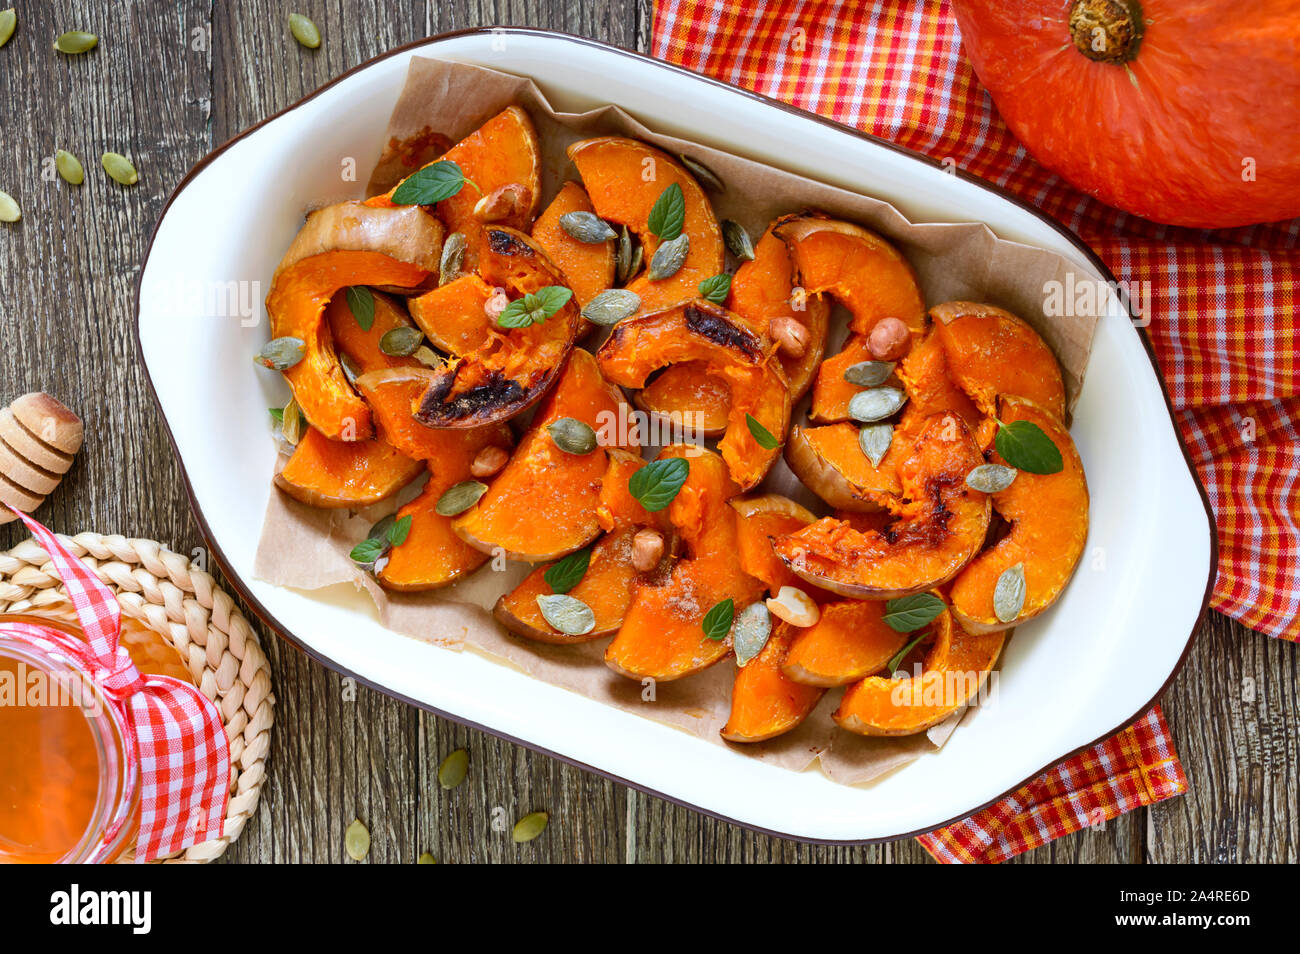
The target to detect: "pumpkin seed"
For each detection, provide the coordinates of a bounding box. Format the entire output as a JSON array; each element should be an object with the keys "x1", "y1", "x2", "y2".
[
  {"x1": 512, "y1": 811, "x2": 549, "y2": 844},
  {"x1": 280, "y1": 396, "x2": 304, "y2": 446},
  {"x1": 417, "y1": 852, "x2": 437, "y2": 864},
  {"x1": 679, "y1": 153, "x2": 725, "y2": 193},
  {"x1": 413, "y1": 345, "x2": 444, "y2": 369},
  {"x1": 615, "y1": 225, "x2": 633, "y2": 285},
  {"x1": 535, "y1": 594, "x2": 595, "y2": 636},
  {"x1": 54, "y1": 149, "x2": 84, "y2": 185},
  {"x1": 0, "y1": 10, "x2": 15, "y2": 49},
  {"x1": 379, "y1": 326, "x2": 423, "y2": 357},
  {"x1": 848, "y1": 386, "x2": 907, "y2": 423},
  {"x1": 437, "y1": 748, "x2": 469, "y2": 790},
  {"x1": 339, "y1": 352, "x2": 362, "y2": 387},
  {"x1": 439, "y1": 231, "x2": 466, "y2": 285},
  {"x1": 732, "y1": 603, "x2": 772, "y2": 667},
  {"x1": 581, "y1": 289, "x2": 640, "y2": 326},
  {"x1": 547, "y1": 416, "x2": 598, "y2": 455},
  {"x1": 344, "y1": 819, "x2": 370, "y2": 860},
  {"x1": 101, "y1": 152, "x2": 139, "y2": 186},
  {"x1": 993, "y1": 562, "x2": 1027, "y2": 623},
  {"x1": 0, "y1": 190, "x2": 18, "y2": 223},
  {"x1": 627, "y1": 241, "x2": 644, "y2": 280},
  {"x1": 288, "y1": 13, "x2": 321, "y2": 49},
  {"x1": 436, "y1": 480, "x2": 488, "y2": 516},
  {"x1": 647, "y1": 233, "x2": 690, "y2": 281},
  {"x1": 368, "y1": 513, "x2": 397, "y2": 545},
  {"x1": 858, "y1": 423, "x2": 893, "y2": 468},
  {"x1": 254, "y1": 336, "x2": 306, "y2": 371},
  {"x1": 722, "y1": 219, "x2": 755, "y2": 261},
  {"x1": 54, "y1": 30, "x2": 97, "y2": 54},
  {"x1": 559, "y1": 210, "x2": 616, "y2": 243},
  {"x1": 966, "y1": 463, "x2": 1018, "y2": 494},
  {"x1": 844, "y1": 360, "x2": 895, "y2": 387}
]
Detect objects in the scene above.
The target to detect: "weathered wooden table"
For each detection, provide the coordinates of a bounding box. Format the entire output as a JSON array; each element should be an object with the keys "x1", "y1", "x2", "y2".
[{"x1": 2, "y1": 1, "x2": 1294, "y2": 863}]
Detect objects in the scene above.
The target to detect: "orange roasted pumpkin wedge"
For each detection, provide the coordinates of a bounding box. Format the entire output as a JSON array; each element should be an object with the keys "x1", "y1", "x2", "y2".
[
  {"x1": 406, "y1": 274, "x2": 495, "y2": 356},
  {"x1": 782, "y1": 601, "x2": 911, "y2": 687},
  {"x1": 453, "y1": 348, "x2": 638, "y2": 562},
  {"x1": 951, "y1": 396, "x2": 1088, "y2": 633},
  {"x1": 784, "y1": 423, "x2": 906, "y2": 512},
  {"x1": 606, "y1": 445, "x2": 766, "y2": 682},
  {"x1": 530, "y1": 180, "x2": 616, "y2": 309},
  {"x1": 810, "y1": 334, "x2": 881, "y2": 424},
  {"x1": 414, "y1": 227, "x2": 582, "y2": 428},
  {"x1": 721, "y1": 623, "x2": 825, "y2": 743},
  {"x1": 266, "y1": 201, "x2": 444, "y2": 440},
  {"x1": 774, "y1": 412, "x2": 990, "y2": 599},
  {"x1": 834, "y1": 613, "x2": 1004, "y2": 737},
  {"x1": 596, "y1": 299, "x2": 791, "y2": 490},
  {"x1": 567, "y1": 137, "x2": 724, "y2": 315},
  {"x1": 355, "y1": 366, "x2": 511, "y2": 464},
  {"x1": 325, "y1": 289, "x2": 420, "y2": 375},
  {"x1": 931, "y1": 301, "x2": 1066, "y2": 421},
  {"x1": 730, "y1": 494, "x2": 817, "y2": 593},
  {"x1": 636, "y1": 366, "x2": 731, "y2": 438},
  {"x1": 773, "y1": 211, "x2": 925, "y2": 339},
  {"x1": 274, "y1": 427, "x2": 423, "y2": 509}
]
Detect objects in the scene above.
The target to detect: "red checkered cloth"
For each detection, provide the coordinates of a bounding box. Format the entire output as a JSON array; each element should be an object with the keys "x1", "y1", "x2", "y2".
[
  {"x1": 0, "y1": 508, "x2": 230, "y2": 860},
  {"x1": 650, "y1": 0, "x2": 1300, "y2": 860}
]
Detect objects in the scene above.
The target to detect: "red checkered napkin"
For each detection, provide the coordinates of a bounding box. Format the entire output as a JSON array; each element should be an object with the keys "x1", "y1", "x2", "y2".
[{"x1": 649, "y1": 0, "x2": 1300, "y2": 860}]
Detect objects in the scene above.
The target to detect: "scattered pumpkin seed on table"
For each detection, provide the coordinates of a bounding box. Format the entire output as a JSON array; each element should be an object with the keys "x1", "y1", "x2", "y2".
[
  {"x1": 417, "y1": 852, "x2": 437, "y2": 864},
  {"x1": 437, "y1": 749, "x2": 469, "y2": 790},
  {"x1": 101, "y1": 152, "x2": 139, "y2": 186},
  {"x1": 0, "y1": 191, "x2": 19, "y2": 223},
  {"x1": 54, "y1": 30, "x2": 97, "y2": 54},
  {"x1": 0, "y1": 9, "x2": 16, "y2": 49},
  {"x1": 55, "y1": 150, "x2": 84, "y2": 185},
  {"x1": 512, "y1": 811, "x2": 549, "y2": 844},
  {"x1": 288, "y1": 13, "x2": 321, "y2": 49},
  {"x1": 344, "y1": 819, "x2": 370, "y2": 861}
]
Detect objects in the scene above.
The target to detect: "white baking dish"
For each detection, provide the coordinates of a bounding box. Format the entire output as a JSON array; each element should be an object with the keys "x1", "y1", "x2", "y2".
[{"x1": 135, "y1": 28, "x2": 1214, "y2": 842}]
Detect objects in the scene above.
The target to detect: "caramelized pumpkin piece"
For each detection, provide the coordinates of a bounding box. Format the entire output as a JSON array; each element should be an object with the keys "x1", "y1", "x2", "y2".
[
  {"x1": 636, "y1": 365, "x2": 731, "y2": 439},
  {"x1": 530, "y1": 181, "x2": 616, "y2": 308},
  {"x1": 730, "y1": 494, "x2": 816, "y2": 593},
  {"x1": 568, "y1": 137, "x2": 724, "y2": 315},
  {"x1": 454, "y1": 349, "x2": 637, "y2": 561},
  {"x1": 274, "y1": 427, "x2": 422, "y2": 509},
  {"x1": 931, "y1": 302, "x2": 1066, "y2": 421},
  {"x1": 834, "y1": 613, "x2": 1005, "y2": 736},
  {"x1": 782, "y1": 601, "x2": 910, "y2": 687},
  {"x1": 774, "y1": 212, "x2": 925, "y2": 338},
  {"x1": 266, "y1": 201, "x2": 444, "y2": 439},
  {"x1": 721, "y1": 624, "x2": 825, "y2": 743},
  {"x1": 774, "y1": 412, "x2": 990, "y2": 599},
  {"x1": 597, "y1": 299, "x2": 790, "y2": 490},
  {"x1": 406, "y1": 274, "x2": 494, "y2": 356},
  {"x1": 606, "y1": 446, "x2": 765, "y2": 681},
  {"x1": 950, "y1": 396, "x2": 1088, "y2": 633},
  {"x1": 415, "y1": 227, "x2": 582, "y2": 428},
  {"x1": 784, "y1": 423, "x2": 905, "y2": 512}
]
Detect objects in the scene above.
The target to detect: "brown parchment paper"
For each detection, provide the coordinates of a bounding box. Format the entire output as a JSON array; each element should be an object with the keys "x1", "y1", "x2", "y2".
[{"x1": 254, "y1": 57, "x2": 1099, "y2": 787}]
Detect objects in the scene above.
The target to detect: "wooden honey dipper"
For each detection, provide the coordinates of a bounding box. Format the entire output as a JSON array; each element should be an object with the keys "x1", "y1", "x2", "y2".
[{"x1": 0, "y1": 393, "x2": 84, "y2": 524}]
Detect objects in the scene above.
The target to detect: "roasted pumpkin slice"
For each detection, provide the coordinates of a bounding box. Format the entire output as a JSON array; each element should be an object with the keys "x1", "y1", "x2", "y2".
[
  {"x1": 596, "y1": 448, "x2": 665, "y2": 533},
  {"x1": 834, "y1": 614, "x2": 1004, "y2": 736},
  {"x1": 597, "y1": 299, "x2": 791, "y2": 490},
  {"x1": 721, "y1": 623, "x2": 825, "y2": 743},
  {"x1": 782, "y1": 601, "x2": 911, "y2": 687},
  {"x1": 379, "y1": 469, "x2": 491, "y2": 591},
  {"x1": 785, "y1": 423, "x2": 906, "y2": 512},
  {"x1": 567, "y1": 137, "x2": 724, "y2": 314},
  {"x1": 453, "y1": 349, "x2": 637, "y2": 561},
  {"x1": 774, "y1": 412, "x2": 990, "y2": 598},
  {"x1": 355, "y1": 366, "x2": 509, "y2": 462},
  {"x1": 406, "y1": 274, "x2": 495, "y2": 356},
  {"x1": 931, "y1": 301, "x2": 1066, "y2": 421},
  {"x1": 266, "y1": 201, "x2": 444, "y2": 440},
  {"x1": 274, "y1": 427, "x2": 423, "y2": 509},
  {"x1": 367, "y1": 105, "x2": 541, "y2": 238},
  {"x1": 895, "y1": 324, "x2": 988, "y2": 439},
  {"x1": 605, "y1": 445, "x2": 765, "y2": 681},
  {"x1": 730, "y1": 494, "x2": 817, "y2": 593},
  {"x1": 414, "y1": 227, "x2": 582, "y2": 428},
  {"x1": 951, "y1": 396, "x2": 1088, "y2": 633},
  {"x1": 773, "y1": 212, "x2": 925, "y2": 338},
  {"x1": 530, "y1": 181, "x2": 616, "y2": 309},
  {"x1": 810, "y1": 335, "x2": 881, "y2": 424},
  {"x1": 639, "y1": 224, "x2": 830, "y2": 435},
  {"x1": 325, "y1": 289, "x2": 419, "y2": 375}
]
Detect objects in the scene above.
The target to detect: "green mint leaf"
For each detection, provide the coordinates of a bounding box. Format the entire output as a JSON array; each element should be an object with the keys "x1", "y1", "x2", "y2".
[
  {"x1": 628, "y1": 456, "x2": 689, "y2": 512},
  {"x1": 702, "y1": 598, "x2": 735, "y2": 641},
  {"x1": 349, "y1": 537, "x2": 387, "y2": 565},
  {"x1": 697, "y1": 273, "x2": 731, "y2": 304},
  {"x1": 346, "y1": 285, "x2": 375, "y2": 331},
  {"x1": 745, "y1": 413, "x2": 779, "y2": 450},
  {"x1": 387, "y1": 513, "x2": 414, "y2": 547},
  {"x1": 544, "y1": 546, "x2": 591, "y2": 595},
  {"x1": 882, "y1": 593, "x2": 946, "y2": 633},
  {"x1": 497, "y1": 285, "x2": 574, "y2": 329},
  {"x1": 887, "y1": 631, "x2": 930, "y2": 675},
  {"x1": 268, "y1": 407, "x2": 284, "y2": 423},
  {"x1": 391, "y1": 160, "x2": 468, "y2": 206},
  {"x1": 646, "y1": 182, "x2": 685, "y2": 241},
  {"x1": 995, "y1": 419, "x2": 1064, "y2": 475}
]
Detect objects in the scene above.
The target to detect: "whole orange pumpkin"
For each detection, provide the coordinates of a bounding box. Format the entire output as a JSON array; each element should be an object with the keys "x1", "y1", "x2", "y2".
[{"x1": 951, "y1": 0, "x2": 1300, "y2": 228}]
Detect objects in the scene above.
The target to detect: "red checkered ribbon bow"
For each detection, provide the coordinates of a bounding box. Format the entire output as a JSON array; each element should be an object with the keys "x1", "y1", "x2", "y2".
[{"x1": 0, "y1": 508, "x2": 230, "y2": 861}]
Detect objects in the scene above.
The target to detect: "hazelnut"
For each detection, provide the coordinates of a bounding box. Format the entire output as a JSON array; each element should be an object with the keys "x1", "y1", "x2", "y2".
[
  {"x1": 764, "y1": 585, "x2": 820, "y2": 627},
  {"x1": 867, "y1": 316, "x2": 912, "y2": 360},
  {"x1": 630, "y1": 528, "x2": 665, "y2": 573},
  {"x1": 473, "y1": 183, "x2": 528, "y2": 223},
  {"x1": 484, "y1": 288, "x2": 510, "y2": 321},
  {"x1": 768, "y1": 316, "x2": 810, "y2": 359},
  {"x1": 470, "y1": 445, "x2": 509, "y2": 478}
]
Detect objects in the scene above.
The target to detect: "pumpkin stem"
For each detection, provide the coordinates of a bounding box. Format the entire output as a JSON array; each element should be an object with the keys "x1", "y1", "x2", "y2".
[{"x1": 1068, "y1": 0, "x2": 1144, "y2": 64}]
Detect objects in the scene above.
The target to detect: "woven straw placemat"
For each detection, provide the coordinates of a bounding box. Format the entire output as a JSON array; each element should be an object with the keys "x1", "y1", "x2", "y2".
[{"x1": 0, "y1": 531, "x2": 274, "y2": 863}]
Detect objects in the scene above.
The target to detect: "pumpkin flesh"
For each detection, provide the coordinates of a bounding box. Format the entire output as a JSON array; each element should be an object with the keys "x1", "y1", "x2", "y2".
[
  {"x1": 406, "y1": 274, "x2": 495, "y2": 356},
  {"x1": 721, "y1": 623, "x2": 825, "y2": 743},
  {"x1": 530, "y1": 180, "x2": 616, "y2": 309},
  {"x1": 274, "y1": 427, "x2": 422, "y2": 509},
  {"x1": 730, "y1": 494, "x2": 816, "y2": 593},
  {"x1": 782, "y1": 600, "x2": 911, "y2": 687}
]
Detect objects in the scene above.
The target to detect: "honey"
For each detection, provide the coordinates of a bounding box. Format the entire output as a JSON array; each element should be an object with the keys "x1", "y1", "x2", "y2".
[{"x1": 0, "y1": 609, "x2": 192, "y2": 864}]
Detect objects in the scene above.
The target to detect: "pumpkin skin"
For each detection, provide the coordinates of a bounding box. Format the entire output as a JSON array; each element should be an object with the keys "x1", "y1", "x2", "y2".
[
  {"x1": 721, "y1": 623, "x2": 826, "y2": 743},
  {"x1": 274, "y1": 427, "x2": 423, "y2": 509},
  {"x1": 952, "y1": 0, "x2": 1300, "y2": 228},
  {"x1": 729, "y1": 494, "x2": 817, "y2": 593}
]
